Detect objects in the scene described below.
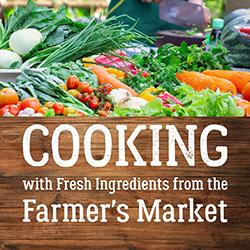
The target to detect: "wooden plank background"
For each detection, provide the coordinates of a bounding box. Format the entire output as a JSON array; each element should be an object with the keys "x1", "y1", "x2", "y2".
[{"x1": 0, "y1": 117, "x2": 249, "y2": 249}]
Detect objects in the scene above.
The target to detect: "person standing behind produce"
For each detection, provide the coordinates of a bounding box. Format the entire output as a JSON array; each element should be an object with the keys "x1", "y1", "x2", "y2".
[{"x1": 108, "y1": 0, "x2": 188, "y2": 37}]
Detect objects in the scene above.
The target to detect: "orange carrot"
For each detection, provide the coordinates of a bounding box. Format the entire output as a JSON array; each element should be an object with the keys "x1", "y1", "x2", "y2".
[
  {"x1": 176, "y1": 71, "x2": 237, "y2": 95},
  {"x1": 245, "y1": 104, "x2": 250, "y2": 117},
  {"x1": 242, "y1": 82, "x2": 250, "y2": 101},
  {"x1": 90, "y1": 65, "x2": 137, "y2": 96},
  {"x1": 203, "y1": 70, "x2": 250, "y2": 94}
]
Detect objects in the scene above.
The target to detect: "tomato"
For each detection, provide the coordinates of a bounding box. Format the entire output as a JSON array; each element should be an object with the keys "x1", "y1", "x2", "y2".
[
  {"x1": 68, "y1": 89, "x2": 82, "y2": 100},
  {"x1": 103, "y1": 102, "x2": 112, "y2": 111},
  {"x1": 38, "y1": 107, "x2": 49, "y2": 115},
  {"x1": 98, "y1": 110, "x2": 108, "y2": 117},
  {"x1": 101, "y1": 84, "x2": 112, "y2": 94},
  {"x1": 77, "y1": 82, "x2": 90, "y2": 93},
  {"x1": 67, "y1": 75, "x2": 80, "y2": 89},
  {"x1": 85, "y1": 86, "x2": 93, "y2": 95},
  {"x1": 1, "y1": 104, "x2": 20, "y2": 116},
  {"x1": 53, "y1": 103, "x2": 64, "y2": 115},
  {"x1": 0, "y1": 88, "x2": 19, "y2": 108},
  {"x1": 89, "y1": 100, "x2": 99, "y2": 109},
  {"x1": 80, "y1": 93, "x2": 91, "y2": 103},
  {"x1": 91, "y1": 96, "x2": 100, "y2": 102},
  {"x1": 59, "y1": 84, "x2": 68, "y2": 91},
  {"x1": 20, "y1": 98, "x2": 41, "y2": 112}
]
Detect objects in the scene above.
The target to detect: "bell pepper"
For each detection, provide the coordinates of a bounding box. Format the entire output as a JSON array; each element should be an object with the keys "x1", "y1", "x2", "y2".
[
  {"x1": 82, "y1": 58, "x2": 95, "y2": 68},
  {"x1": 106, "y1": 67, "x2": 125, "y2": 80},
  {"x1": 139, "y1": 87, "x2": 158, "y2": 102}
]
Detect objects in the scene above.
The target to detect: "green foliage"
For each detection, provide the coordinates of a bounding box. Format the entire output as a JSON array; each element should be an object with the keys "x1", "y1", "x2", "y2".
[
  {"x1": 48, "y1": 61, "x2": 98, "y2": 87},
  {"x1": 205, "y1": 0, "x2": 225, "y2": 18},
  {"x1": 112, "y1": 98, "x2": 174, "y2": 117},
  {"x1": 15, "y1": 69, "x2": 94, "y2": 115},
  {"x1": 111, "y1": 85, "x2": 243, "y2": 117},
  {"x1": 174, "y1": 84, "x2": 244, "y2": 117},
  {"x1": 125, "y1": 42, "x2": 230, "y2": 94}
]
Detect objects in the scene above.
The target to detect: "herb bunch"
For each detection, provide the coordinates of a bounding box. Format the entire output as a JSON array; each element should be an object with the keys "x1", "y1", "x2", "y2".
[{"x1": 124, "y1": 42, "x2": 231, "y2": 94}]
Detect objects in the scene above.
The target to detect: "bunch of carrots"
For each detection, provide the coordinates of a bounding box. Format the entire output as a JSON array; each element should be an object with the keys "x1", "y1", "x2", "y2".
[{"x1": 176, "y1": 70, "x2": 250, "y2": 116}]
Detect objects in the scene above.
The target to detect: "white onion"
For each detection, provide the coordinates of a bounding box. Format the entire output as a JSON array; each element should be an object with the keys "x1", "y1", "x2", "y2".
[
  {"x1": 0, "y1": 49, "x2": 22, "y2": 69},
  {"x1": 9, "y1": 28, "x2": 43, "y2": 56}
]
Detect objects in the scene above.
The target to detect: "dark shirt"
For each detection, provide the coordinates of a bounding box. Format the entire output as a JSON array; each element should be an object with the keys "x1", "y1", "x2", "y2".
[{"x1": 108, "y1": 0, "x2": 186, "y2": 36}]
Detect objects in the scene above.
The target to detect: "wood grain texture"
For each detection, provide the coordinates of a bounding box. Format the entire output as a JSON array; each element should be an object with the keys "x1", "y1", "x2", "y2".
[{"x1": 0, "y1": 117, "x2": 249, "y2": 250}]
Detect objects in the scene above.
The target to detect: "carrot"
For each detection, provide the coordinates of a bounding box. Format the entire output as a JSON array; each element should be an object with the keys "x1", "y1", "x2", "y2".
[
  {"x1": 203, "y1": 70, "x2": 250, "y2": 94},
  {"x1": 245, "y1": 104, "x2": 250, "y2": 117},
  {"x1": 176, "y1": 71, "x2": 207, "y2": 91},
  {"x1": 90, "y1": 65, "x2": 137, "y2": 96},
  {"x1": 242, "y1": 82, "x2": 250, "y2": 101},
  {"x1": 176, "y1": 71, "x2": 237, "y2": 95}
]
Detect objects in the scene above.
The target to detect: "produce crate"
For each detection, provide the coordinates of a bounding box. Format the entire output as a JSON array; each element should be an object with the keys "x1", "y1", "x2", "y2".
[{"x1": 0, "y1": 117, "x2": 249, "y2": 248}]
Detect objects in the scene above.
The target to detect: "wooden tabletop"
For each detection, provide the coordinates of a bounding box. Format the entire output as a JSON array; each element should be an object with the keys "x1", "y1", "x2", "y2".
[{"x1": 0, "y1": 117, "x2": 249, "y2": 249}]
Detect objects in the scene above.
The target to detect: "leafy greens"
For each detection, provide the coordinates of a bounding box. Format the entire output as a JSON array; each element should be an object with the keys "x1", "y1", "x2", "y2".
[{"x1": 125, "y1": 42, "x2": 231, "y2": 94}]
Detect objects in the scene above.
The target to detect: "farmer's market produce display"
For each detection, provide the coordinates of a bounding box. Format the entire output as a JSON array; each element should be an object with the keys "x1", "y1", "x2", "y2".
[{"x1": 0, "y1": 1, "x2": 249, "y2": 118}]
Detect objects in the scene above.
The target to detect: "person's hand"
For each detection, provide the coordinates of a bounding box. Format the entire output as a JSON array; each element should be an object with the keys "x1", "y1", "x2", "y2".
[{"x1": 141, "y1": 0, "x2": 161, "y2": 3}]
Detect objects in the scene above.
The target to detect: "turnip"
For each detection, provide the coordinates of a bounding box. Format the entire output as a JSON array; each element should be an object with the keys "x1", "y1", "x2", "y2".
[
  {"x1": 109, "y1": 89, "x2": 132, "y2": 104},
  {"x1": 9, "y1": 28, "x2": 43, "y2": 56},
  {"x1": 118, "y1": 97, "x2": 148, "y2": 110},
  {"x1": 0, "y1": 50, "x2": 23, "y2": 69}
]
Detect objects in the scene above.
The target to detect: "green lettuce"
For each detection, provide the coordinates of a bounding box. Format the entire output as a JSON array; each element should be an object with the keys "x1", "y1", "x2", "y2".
[
  {"x1": 112, "y1": 84, "x2": 244, "y2": 117},
  {"x1": 111, "y1": 98, "x2": 173, "y2": 117},
  {"x1": 174, "y1": 85, "x2": 244, "y2": 117}
]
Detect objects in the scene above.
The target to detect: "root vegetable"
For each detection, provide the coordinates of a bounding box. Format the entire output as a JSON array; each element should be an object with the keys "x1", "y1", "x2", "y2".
[
  {"x1": 176, "y1": 71, "x2": 237, "y2": 95},
  {"x1": 9, "y1": 28, "x2": 43, "y2": 56},
  {"x1": 90, "y1": 65, "x2": 138, "y2": 97},
  {"x1": 242, "y1": 82, "x2": 250, "y2": 101},
  {"x1": 0, "y1": 50, "x2": 22, "y2": 69},
  {"x1": 203, "y1": 70, "x2": 250, "y2": 93}
]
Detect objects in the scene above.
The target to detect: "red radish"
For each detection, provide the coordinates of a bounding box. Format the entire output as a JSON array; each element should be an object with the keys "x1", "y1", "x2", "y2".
[{"x1": 158, "y1": 92, "x2": 183, "y2": 108}]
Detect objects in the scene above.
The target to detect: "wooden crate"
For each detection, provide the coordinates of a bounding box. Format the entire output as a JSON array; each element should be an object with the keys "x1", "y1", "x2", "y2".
[{"x1": 0, "y1": 117, "x2": 249, "y2": 249}]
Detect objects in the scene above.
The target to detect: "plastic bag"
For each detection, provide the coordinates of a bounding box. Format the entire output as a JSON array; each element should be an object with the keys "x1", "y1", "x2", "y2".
[{"x1": 222, "y1": 13, "x2": 250, "y2": 68}]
